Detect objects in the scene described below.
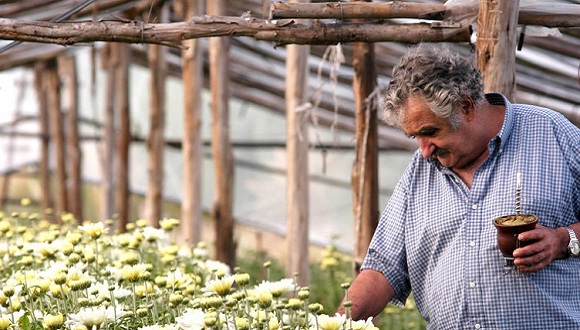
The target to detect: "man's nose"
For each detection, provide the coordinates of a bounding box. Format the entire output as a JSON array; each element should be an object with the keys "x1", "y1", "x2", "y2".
[{"x1": 418, "y1": 137, "x2": 436, "y2": 159}]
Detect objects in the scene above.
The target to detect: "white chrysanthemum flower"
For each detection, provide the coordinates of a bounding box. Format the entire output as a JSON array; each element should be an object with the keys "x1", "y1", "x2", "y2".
[
  {"x1": 175, "y1": 308, "x2": 206, "y2": 330},
  {"x1": 41, "y1": 260, "x2": 69, "y2": 278},
  {"x1": 313, "y1": 314, "x2": 346, "y2": 330},
  {"x1": 160, "y1": 244, "x2": 179, "y2": 256},
  {"x1": 30, "y1": 242, "x2": 58, "y2": 259},
  {"x1": 205, "y1": 275, "x2": 235, "y2": 297},
  {"x1": 121, "y1": 263, "x2": 150, "y2": 283},
  {"x1": 165, "y1": 269, "x2": 193, "y2": 290},
  {"x1": 142, "y1": 227, "x2": 168, "y2": 243},
  {"x1": 105, "y1": 265, "x2": 124, "y2": 282},
  {"x1": 65, "y1": 306, "x2": 125, "y2": 329},
  {"x1": 203, "y1": 260, "x2": 231, "y2": 277},
  {"x1": 192, "y1": 247, "x2": 207, "y2": 259},
  {"x1": 268, "y1": 316, "x2": 281, "y2": 330},
  {"x1": 66, "y1": 266, "x2": 93, "y2": 284},
  {"x1": 255, "y1": 278, "x2": 296, "y2": 297},
  {"x1": 0, "y1": 316, "x2": 10, "y2": 330},
  {"x1": 88, "y1": 280, "x2": 131, "y2": 300},
  {"x1": 1, "y1": 278, "x2": 22, "y2": 298},
  {"x1": 159, "y1": 218, "x2": 180, "y2": 231},
  {"x1": 348, "y1": 317, "x2": 379, "y2": 330},
  {"x1": 78, "y1": 222, "x2": 108, "y2": 239},
  {"x1": 177, "y1": 246, "x2": 193, "y2": 258},
  {"x1": 42, "y1": 313, "x2": 65, "y2": 329}
]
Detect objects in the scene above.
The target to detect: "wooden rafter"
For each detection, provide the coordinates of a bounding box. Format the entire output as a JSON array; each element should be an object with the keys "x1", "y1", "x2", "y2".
[
  {"x1": 269, "y1": 2, "x2": 580, "y2": 28},
  {"x1": 0, "y1": 16, "x2": 470, "y2": 46}
]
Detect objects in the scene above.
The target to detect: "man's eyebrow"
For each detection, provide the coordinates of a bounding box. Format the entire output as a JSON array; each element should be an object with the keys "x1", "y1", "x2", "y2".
[{"x1": 405, "y1": 126, "x2": 439, "y2": 138}]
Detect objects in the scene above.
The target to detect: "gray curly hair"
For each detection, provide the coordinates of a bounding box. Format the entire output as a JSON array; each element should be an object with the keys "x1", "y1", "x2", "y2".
[{"x1": 383, "y1": 43, "x2": 485, "y2": 130}]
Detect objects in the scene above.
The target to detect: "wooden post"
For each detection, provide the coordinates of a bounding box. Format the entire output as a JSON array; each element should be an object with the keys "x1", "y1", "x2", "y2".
[
  {"x1": 46, "y1": 58, "x2": 68, "y2": 220},
  {"x1": 208, "y1": 0, "x2": 236, "y2": 268},
  {"x1": 34, "y1": 62, "x2": 53, "y2": 218},
  {"x1": 58, "y1": 55, "x2": 83, "y2": 223},
  {"x1": 145, "y1": 4, "x2": 169, "y2": 227},
  {"x1": 179, "y1": 0, "x2": 204, "y2": 246},
  {"x1": 114, "y1": 42, "x2": 131, "y2": 232},
  {"x1": 476, "y1": 0, "x2": 521, "y2": 100},
  {"x1": 285, "y1": 0, "x2": 310, "y2": 286},
  {"x1": 101, "y1": 43, "x2": 116, "y2": 221},
  {"x1": 351, "y1": 0, "x2": 379, "y2": 275}
]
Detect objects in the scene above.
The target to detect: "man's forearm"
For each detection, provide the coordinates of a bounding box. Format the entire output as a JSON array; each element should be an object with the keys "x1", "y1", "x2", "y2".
[{"x1": 337, "y1": 269, "x2": 394, "y2": 320}]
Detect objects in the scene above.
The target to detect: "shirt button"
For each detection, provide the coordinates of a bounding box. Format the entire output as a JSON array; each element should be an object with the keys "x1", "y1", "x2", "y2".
[
  {"x1": 469, "y1": 241, "x2": 476, "y2": 247},
  {"x1": 475, "y1": 324, "x2": 481, "y2": 329},
  {"x1": 469, "y1": 282, "x2": 476, "y2": 288},
  {"x1": 472, "y1": 204, "x2": 478, "y2": 210}
]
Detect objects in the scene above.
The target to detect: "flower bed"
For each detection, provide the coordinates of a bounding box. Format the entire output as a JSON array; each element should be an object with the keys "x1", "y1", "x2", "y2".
[{"x1": 0, "y1": 207, "x2": 381, "y2": 330}]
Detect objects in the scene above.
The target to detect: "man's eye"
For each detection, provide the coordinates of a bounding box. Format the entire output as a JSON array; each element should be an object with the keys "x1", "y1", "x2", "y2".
[{"x1": 420, "y1": 129, "x2": 438, "y2": 137}]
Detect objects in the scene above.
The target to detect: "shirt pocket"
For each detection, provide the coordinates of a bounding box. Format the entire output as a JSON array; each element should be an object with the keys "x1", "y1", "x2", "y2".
[{"x1": 520, "y1": 197, "x2": 563, "y2": 228}]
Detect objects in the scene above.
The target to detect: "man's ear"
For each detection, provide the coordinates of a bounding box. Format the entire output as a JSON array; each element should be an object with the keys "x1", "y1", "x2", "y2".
[{"x1": 461, "y1": 98, "x2": 476, "y2": 122}]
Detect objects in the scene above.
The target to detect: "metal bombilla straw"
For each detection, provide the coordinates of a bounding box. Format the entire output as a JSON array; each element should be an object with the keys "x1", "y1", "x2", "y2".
[
  {"x1": 505, "y1": 172, "x2": 523, "y2": 270},
  {"x1": 516, "y1": 172, "x2": 522, "y2": 216}
]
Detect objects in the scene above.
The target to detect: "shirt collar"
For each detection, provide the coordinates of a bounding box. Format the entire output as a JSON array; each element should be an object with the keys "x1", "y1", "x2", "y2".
[{"x1": 486, "y1": 93, "x2": 513, "y2": 151}]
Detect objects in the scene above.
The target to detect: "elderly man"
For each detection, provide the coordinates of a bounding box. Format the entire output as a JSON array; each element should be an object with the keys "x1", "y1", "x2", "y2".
[{"x1": 340, "y1": 43, "x2": 580, "y2": 329}]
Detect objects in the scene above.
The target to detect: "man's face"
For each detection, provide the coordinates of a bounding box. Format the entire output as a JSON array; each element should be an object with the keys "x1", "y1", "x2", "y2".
[{"x1": 401, "y1": 96, "x2": 476, "y2": 170}]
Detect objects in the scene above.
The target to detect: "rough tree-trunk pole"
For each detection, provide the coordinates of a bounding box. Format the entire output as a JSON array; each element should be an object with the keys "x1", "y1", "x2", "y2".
[
  {"x1": 208, "y1": 0, "x2": 236, "y2": 268},
  {"x1": 179, "y1": 0, "x2": 204, "y2": 246},
  {"x1": 34, "y1": 62, "x2": 53, "y2": 218},
  {"x1": 145, "y1": 5, "x2": 168, "y2": 227},
  {"x1": 351, "y1": 0, "x2": 379, "y2": 275},
  {"x1": 58, "y1": 55, "x2": 83, "y2": 223},
  {"x1": 285, "y1": 0, "x2": 310, "y2": 286},
  {"x1": 46, "y1": 58, "x2": 68, "y2": 220},
  {"x1": 114, "y1": 42, "x2": 131, "y2": 232},
  {"x1": 101, "y1": 44, "x2": 116, "y2": 221},
  {"x1": 476, "y1": 0, "x2": 521, "y2": 100}
]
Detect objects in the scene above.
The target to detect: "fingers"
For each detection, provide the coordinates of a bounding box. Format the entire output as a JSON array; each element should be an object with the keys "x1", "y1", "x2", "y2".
[
  {"x1": 511, "y1": 226, "x2": 563, "y2": 272},
  {"x1": 513, "y1": 249, "x2": 549, "y2": 272}
]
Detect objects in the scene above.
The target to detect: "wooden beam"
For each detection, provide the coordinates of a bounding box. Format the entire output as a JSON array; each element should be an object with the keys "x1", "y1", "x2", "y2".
[
  {"x1": 0, "y1": 16, "x2": 471, "y2": 46},
  {"x1": 270, "y1": 2, "x2": 580, "y2": 28},
  {"x1": 270, "y1": 2, "x2": 450, "y2": 20}
]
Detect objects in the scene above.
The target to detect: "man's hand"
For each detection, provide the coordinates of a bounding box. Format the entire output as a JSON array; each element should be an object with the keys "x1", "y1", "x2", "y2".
[{"x1": 512, "y1": 225, "x2": 569, "y2": 272}]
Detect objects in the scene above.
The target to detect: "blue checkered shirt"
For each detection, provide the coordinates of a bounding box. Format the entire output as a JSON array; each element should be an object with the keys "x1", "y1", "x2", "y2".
[{"x1": 362, "y1": 94, "x2": 580, "y2": 329}]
